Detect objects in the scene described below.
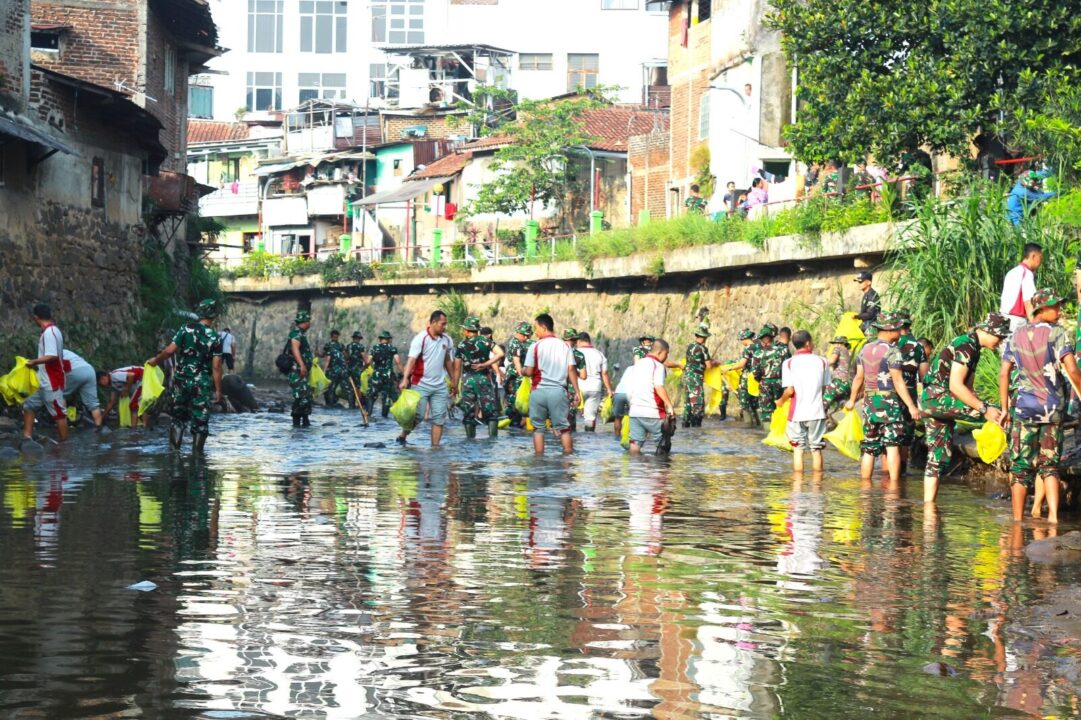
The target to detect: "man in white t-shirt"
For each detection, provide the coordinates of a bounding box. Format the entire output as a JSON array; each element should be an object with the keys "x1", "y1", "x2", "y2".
[
  {"x1": 626, "y1": 339, "x2": 675, "y2": 455},
  {"x1": 98, "y1": 364, "x2": 147, "y2": 428},
  {"x1": 62, "y1": 350, "x2": 104, "y2": 428},
  {"x1": 398, "y1": 310, "x2": 457, "y2": 447},
  {"x1": 1000, "y1": 243, "x2": 1042, "y2": 332},
  {"x1": 779, "y1": 330, "x2": 831, "y2": 472},
  {"x1": 219, "y1": 327, "x2": 237, "y2": 371},
  {"x1": 22, "y1": 303, "x2": 69, "y2": 442},
  {"x1": 523, "y1": 313, "x2": 580, "y2": 455},
  {"x1": 577, "y1": 331, "x2": 612, "y2": 432}
]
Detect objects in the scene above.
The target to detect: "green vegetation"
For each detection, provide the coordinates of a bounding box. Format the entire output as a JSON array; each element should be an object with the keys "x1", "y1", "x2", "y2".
[
  {"x1": 437, "y1": 290, "x2": 470, "y2": 330},
  {"x1": 226, "y1": 250, "x2": 374, "y2": 284}
]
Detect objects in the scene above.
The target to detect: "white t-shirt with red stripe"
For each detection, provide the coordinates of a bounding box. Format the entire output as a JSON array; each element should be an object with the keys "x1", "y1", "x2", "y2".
[
  {"x1": 627, "y1": 354, "x2": 667, "y2": 419},
  {"x1": 37, "y1": 323, "x2": 65, "y2": 391},
  {"x1": 525, "y1": 335, "x2": 574, "y2": 390},
  {"x1": 109, "y1": 366, "x2": 144, "y2": 393},
  {"x1": 781, "y1": 351, "x2": 830, "y2": 422}
]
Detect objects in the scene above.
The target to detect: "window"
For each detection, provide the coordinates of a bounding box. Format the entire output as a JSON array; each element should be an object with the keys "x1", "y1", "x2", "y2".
[
  {"x1": 299, "y1": 73, "x2": 347, "y2": 103},
  {"x1": 695, "y1": 0, "x2": 711, "y2": 22},
  {"x1": 567, "y1": 54, "x2": 599, "y2": 92},
  {"x1": 189, "y1": 85, "x2": 213, "y2": 118},
  {"x1": 371, "y1": 0, "x2": 424, "y2": 45},
  {"x1": 248, "y1": 0, "x2": 284, "y2": 53},
  {"x1": 91, "y1": 157, "x2": 105, "y2": 208},
  {"x1": 300, "y1": 1, "x2": 348, "y2": 53},
  {"x1": 221, "y1": 157, "x2": 241, "y2": 183},
  {"x1": 30, "y1": 30, "x2": 60, "y2": 51},
  {"x1": 164, "y1": 45, "x2": 176, "y2": 94},
  {"x1": 519, "y1": 53, "x2": 553, "y2": 71},
  {"x1": 243, "y1": 232, "x2": 259, "y2": 253},
  {"x1": 602, "y1": 0, "x2": 638, "y2": 8},
  {"x1": 369, "y1": 64, "x2": 386, "y2": 98},
  {"x1": 698, "y1": 92, "x2": 710, "y2": 140},
  {"x1": 246, "y1": 72, "x2": 282, "y2": 111}
]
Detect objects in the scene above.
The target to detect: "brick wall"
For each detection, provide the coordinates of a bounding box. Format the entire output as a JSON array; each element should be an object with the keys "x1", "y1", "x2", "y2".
[
  {"x1": 666, "y1": 0, "x2": 712, "y2": 191},
  {"x1": 0, "y1": 0, "x2": 28, "y2": 108},
  {"x1": 383, "y1": 114, "x2": 469, "y2": 141},
  {"x1": 32, "y1": 2, "x2": 140, "y2": 91},
  {"x1": 629, "y1": 132, "x2": 670, "y2": 223},
  {"x1": 145, "y1": 7, "x2": 187, "y2": 170}
]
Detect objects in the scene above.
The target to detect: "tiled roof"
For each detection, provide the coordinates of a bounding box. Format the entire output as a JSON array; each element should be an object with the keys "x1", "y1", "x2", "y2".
[
  {"x1": 579, "y1": 107, "x2": 668, "y2": 152},
  {"x1": 409, "y1": 151, "x2": 471, "y2": 180},
  {"x1": 188, "y1": 120, "x2": 249, "y2": 144},
  {"x1": 464, "y1": 135, "x2": 513, "y2": 150}
]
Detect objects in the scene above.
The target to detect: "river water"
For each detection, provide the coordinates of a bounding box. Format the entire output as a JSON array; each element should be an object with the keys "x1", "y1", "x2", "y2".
[{"x1": 1, "y1": 410, "x2": 1079, "y2": 719}]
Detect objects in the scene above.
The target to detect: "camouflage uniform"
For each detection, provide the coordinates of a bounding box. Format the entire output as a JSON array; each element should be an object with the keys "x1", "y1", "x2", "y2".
[
  {"x1": 566, "y1": 342, "x2": 586, "y2": 430},
  {"x1": 823, "y1": 340, "x2": 852, "y2": 415},
  {"x1": 456, "y1": 333, "x2": 498, "y2": 427},
  {"x1": 683, "y1": 340, "x2": 710, "y2": 422},
  {"x1": 894, "y1": 333, "x2": 928, "y2": 446},
  {"x1": 920, "y1": 333, "x2": 985, "y2": 480},
  {"x1": 170, "y1": 321, "x2": 222, "y2": 435},
  {"x1": 345, "y1": 338, "x2": 367, "y2": 399},
  {"x1": 754, "y1": 331, "x2": 790, "y2": 424},
  {"x1": 858, "y1": 339, "x2": 906, "y2": 457},
  {"x1": 288, "y1": 326, "x2": 314, "y2": 419},
  {"x1": 369, "y1": 338, "x2": 400, "y2": 415},
  {"x1": 1002, "y1": 316, "x2": 1074, "y2": 489},
  {"x1": 504, "y1": 323, "x2": 534, "y2": 423},
  {"x1": 738, "y1": 337, "x2": 759, "y2": 421},
  {"x1": 322, "y1": 339, "x2": 349, "y2": 404}
]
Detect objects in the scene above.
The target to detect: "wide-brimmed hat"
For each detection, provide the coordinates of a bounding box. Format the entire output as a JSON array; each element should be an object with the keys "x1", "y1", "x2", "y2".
[
  {"x1": 976, "y1": 312, "x2": 1012, "y2": 338},
  {"x1": 378, "y1": 330, "x2": 392, "y2": 340},
  {"x1": 872, "y1": 311, "x2": 904, "y2": 331},
  {"x1": 515, "y1": 321, "x2": 533, "y2": 335},
  {"x1": 830, "y1": 336, "x2": 849, "y2": 345},
  {"x1": 738, "y1": 328, "x2": 756, "y2": 341},
  {"x1": 562, "y1": 328, "x2": 579, "y2": 341},
  {"x1": 1031, "y1": 288, "x2": 1065, "y2": 313},
  {"x1": 295, "y1": 310, "x2": 311, "y2": 324},
  {"x1": 462, "y1": 315, "x2": 481, "y2": 332},
  {"x1": 196, "y1": 299, "x2": 219, "y2": 319}
]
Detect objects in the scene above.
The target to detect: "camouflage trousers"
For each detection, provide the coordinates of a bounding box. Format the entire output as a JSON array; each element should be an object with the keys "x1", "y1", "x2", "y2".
[
  {"x1": 505, "y1": 374, "x2": 523, "y2": 421},
  {"x1": 459, "y1": 372, "x2": 498, "y2": 426},
  {"x1": 370, "y1": 372, "x2": 399, "y2": 410},
  {"x1": 172, "y1": 375, "x2": 212, "y2": 434},
  {"x1": 860, "y1": 392, "x2": 906, "y2": 457},
  {"x1": 738, "y1": 373, "x2": 758, "y2": 420},
  {"x1": 289, "y1": 369, "x2": 314, "y2": 417},
  {"x1": 565, "y1": 384, "x2": 579, "y2": 429},
  {"x1": 683, "y1": 371, "x2": 705, "y2": 420},
  {"x1": 1009, "y1": 419, "x2": 1064, "y2": 490},
  {"x1": 920, "y1": 386, "x2": 984, "y2": 480},
  {"x1": 757, "y1": 378, "x2": 783, "y2": 424},
  {"x1": 326, "y1": 365, "x2": 349, "y2": 403},
  {"x1": 823, "y1": 377, "x2": 851, "y2": 415}
]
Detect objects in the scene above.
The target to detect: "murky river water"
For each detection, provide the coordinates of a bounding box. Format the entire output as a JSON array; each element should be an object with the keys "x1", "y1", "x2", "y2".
[{"x1": 1, "y1": 410, "x2": 1080, "y2": 719}]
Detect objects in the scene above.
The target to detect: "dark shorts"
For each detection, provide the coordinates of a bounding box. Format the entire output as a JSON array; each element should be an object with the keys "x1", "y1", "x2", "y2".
[{"x1": 223, "y1": 353, "x2": 235, "y2": 371}]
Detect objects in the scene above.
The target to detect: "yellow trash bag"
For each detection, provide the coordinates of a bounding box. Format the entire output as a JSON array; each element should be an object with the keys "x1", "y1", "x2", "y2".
[
  {"x1": 139, "y1": 364, "x2": 166, "y2": 415},
  {"x1": 514, "y1": 378, "x2": 531, "y2": 416},
  {"x1": 498, "y1": 417, "x2": 512, "y2": 429},
  {"x1": 706, "y1": 388, "x2": 724, "y2": 416},
  {"x1": 972, "y1": 421, "x2": 1008, "y2": 464},
  {"x1": 0, "y1": 357, "x2": 39, "y2": 405},
  {"x1": 762, "y1": 400, "x2": 793, "y2": 452},
  {"x1": 747, "y1": 375, "x2": 760, "y2": 397},
  {"x1": 360, "y1": 366, "x2": 373, "y2": 394},
  {"x1": 308, "y1": 364, "x2": 331, "y2": 395},
  {"x1": 704, "y1": 366, "x2": 725, "y2": 393},
  {"x1": 389, "y1": 388, "x2": 421, "y2": 432},
  {"x1": 825, "y1": 409, "x2": 865, "y2": 461},
  {"x1": 599, "y1": 395, "x2": 614, "y2": 424},
  {"x1": 118, "y1": 397, "x2": 133, "y2": 428},
  {"x1": 620, "y1": 415, "x2": 631, "y2": 449},
  {"x1": 834, "y1": 311, "x2": 866, "y2": 353},
  {"x1": 723, "y1": 368, "x2": 742, "y2": 393},
  {"x1": 524, "y1": 418, "x2": 536, "y2": 431},
  {"x1": 66, "y1": 406, "x2": 77, "y2": 422}
]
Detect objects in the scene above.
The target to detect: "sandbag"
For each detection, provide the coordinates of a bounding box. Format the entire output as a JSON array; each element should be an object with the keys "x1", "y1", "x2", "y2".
[
  {"x1": 762, "y1": 400, "x2": 793, "y2": 452},
  {"x1": 308, "y1": 364, "x2": 331, "y2": 394},
  {"x1": 389, "y1": 388, "x2": 421, "y2": 432},
  {"x1": 747, "y1": 375, "x2": 760, "y2": 397},
  {"x1": 599, "y1": 395, "x2": 614, "y2": 424},
  {"x1": 972, "y1": 420, "x2": 1007, "y2": 464},
  {"x1": 0, "y1": 357, "x2": 39, "y2": 406},
  {"x1": 825, "y1": 409, "x2": 865, "y2": 461},
  {"x1": 514, "y1": 378, "x2": 531, "y2": 415},
  {"x1": 360, "y1": 366, "x2": 373, "y2": 394},
  {"x1": 119, "y1": 397, "x2": 133, "y2": 428},
  {"x1": 140, "y1": 364, "x2": 166, "y2": 415}
]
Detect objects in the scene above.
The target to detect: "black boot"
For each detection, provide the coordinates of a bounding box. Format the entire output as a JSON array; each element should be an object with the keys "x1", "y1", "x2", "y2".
[
  {"x1": 169, "y1": 424, "x2": 184, "y2": 450},
  {"x1": 464, "y1": 423, "x2": 477, "y2": 439},
  {"x1": 301, "y1": 415, "x2": 311, "y2": 428},
  {"x1": 488, "y1": 420, "x2": 499, "y2": 438},
  {"x1": 682, "y1": 417, "x2": 690, "y2": 429},
  {"x1": 192, "y1": 431, "x2": 207, "y2": 453},
  {"x1": 293, "y1": 415, "x2": 302, "y2": 427},
  {"x1": 719, "y1": 404, "x2": 727, "y2": 421}
]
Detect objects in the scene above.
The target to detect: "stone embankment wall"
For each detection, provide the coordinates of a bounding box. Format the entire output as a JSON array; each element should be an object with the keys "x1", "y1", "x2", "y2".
[{"x1": 223, "y1": 223, "x2": 896, "y2": 378}]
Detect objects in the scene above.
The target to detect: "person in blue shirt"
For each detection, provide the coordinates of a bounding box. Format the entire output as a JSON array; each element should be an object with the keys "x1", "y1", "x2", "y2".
[{"x1": 1007, "y1": 170, "x2": 1056, "y2": 225}]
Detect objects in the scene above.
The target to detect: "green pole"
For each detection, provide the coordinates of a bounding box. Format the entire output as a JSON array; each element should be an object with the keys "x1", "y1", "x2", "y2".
[
  {"x1": 432, "y1": 228, "x2": 442, "y2": 268},
  {"x1": 524, "y1": 220, "x2": 539, "y2": 260},
  {"x1": 339, "y1": 234, "x2": 351, "y2": 256},
  {"x1": 590, "y1": 210, "x2": 604, "y2": 236},
  {"x1": 638, "y1": 209, "x2": 651, "y2": 226}
]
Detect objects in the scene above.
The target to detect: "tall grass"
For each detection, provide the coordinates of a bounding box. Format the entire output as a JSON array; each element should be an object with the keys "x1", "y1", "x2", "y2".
[{"x1": 437, "y1": 290, "x2": 471, "y2": 330}]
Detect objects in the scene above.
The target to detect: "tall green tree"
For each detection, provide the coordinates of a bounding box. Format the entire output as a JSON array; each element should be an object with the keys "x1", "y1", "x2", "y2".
[{"x1": 767, "y1": 0, "x2": 1081, "y2": 163}]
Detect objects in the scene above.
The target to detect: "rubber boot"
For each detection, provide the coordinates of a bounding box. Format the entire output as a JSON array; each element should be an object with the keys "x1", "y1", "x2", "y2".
[
  {"x1": 293, "y1": 415, "x2": 302, "y2": 427},
  {"x1": 464, "y1": 423, "x2": 477, "y2": 439},
  {"x1": 682, "y1": 417, "x2": 690, "y2": 429},
  {"x1": 169, "y1": 423, "x2": 184, "y2": 450},
  {"x1": 301, "y1": 415, "x2": 311, "y2": 428},
  {"x1": 488, "y1": 420, "x2": 499, "y2": 438},
  {"x1": 719, "y1": 404, "x2": 727, "y2": 421},
  {"x1": 192, "y1": 431, "x2": 207, "y2": 453}
]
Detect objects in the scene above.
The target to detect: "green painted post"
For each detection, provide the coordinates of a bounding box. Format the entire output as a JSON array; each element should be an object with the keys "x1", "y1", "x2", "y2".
[
  {"x1": 638, "y1": 209, "x2": 651, "y2": 225},
  {"x1": 339, "y1": 234, "x2": 351, "y2": 255},
  {"x1": 432, "y1": 228, "x2": 442, "y2": 268},
  {"x1": 590, "y1": 210, "x2": 604, "y2": 236},
  {"x1": 524, "y1": 220, "x2": 539, "y2": 260}
]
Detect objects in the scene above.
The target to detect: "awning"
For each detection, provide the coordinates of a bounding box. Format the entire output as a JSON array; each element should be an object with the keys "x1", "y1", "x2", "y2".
[
  {"x1": 0, "y1": 115, "x2": 79, "y2": 156},
  {"x1": 254, "y1": 160, "x2": 304, "y2": 176},
  {"x1": 351, "y1": 176, "x2": 452, "y2": 207}
]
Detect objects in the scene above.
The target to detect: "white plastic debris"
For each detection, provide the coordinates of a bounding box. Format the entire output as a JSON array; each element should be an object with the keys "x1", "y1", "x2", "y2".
[{"x1": 127, "y1": 580, "x2": 158, "y2": 592}]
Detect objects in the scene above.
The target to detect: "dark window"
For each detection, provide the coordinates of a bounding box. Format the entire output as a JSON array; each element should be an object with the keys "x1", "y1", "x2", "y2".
[
  {"x1": 246, "y1": 72, "x2": 283, "y2": 111},
  {"x1": 697, "y1": 0, "x2": 711, "y2": 22},
  {"x1": 91, "y1": 157, "x2": 105, "y2": 208},
  {"x1": 243, "y1": 232, "x2": 259, "y2": 252},
  {"x1": 30, "y1": 31, "x2": 60, "y2": 50}
]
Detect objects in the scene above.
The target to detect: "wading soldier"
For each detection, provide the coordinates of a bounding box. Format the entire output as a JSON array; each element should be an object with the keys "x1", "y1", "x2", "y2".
[
  {"x1": 754, "y1": 323, "x2": 789, "y2": 425},
  {"x1": 683, "y1": 324, "x2": 719, "y2": 427},
  {"x1": 287, "y1": 310, "x2": 314, "y2": 427},
  {"x1": 504, "y1": 321, "x2": 534, "y2": 426},
  {"x1": 845, "y1": 312, "x2": 921, "y2": 484},
  {"x1": 321, "y1": 330, "x2": 349, "y2": 407},
  {"x1": 920, "y1": 313, "x2": 1010, "y2": 503},
  {"x1": 369, "y1": 331, "x2": 402, "y2": 417},
  {"x1": 823, "y1": 336, "x2": 853, "y2": 418},
  {"x1": 1000, "y1": 289, "x2": 1081, "y2": 524},
  {"x1": 148, "y1": 299, "x2": 223, "y2": 452},
  {"x1": 345, "y1": 332, "x2": 368, "y2": 408},
  {"x1": 455, "y1": 316, "x2": 501, "y2": 439},
  {"x1": 895, "y1": 309, "x2": 930, "y2": 468},
  {"x1": 726, "y1": 329, "x2": 759, "y2": 424},
  {"x1": 563, "y1": 328, "x2": 588, "y2": 432}
]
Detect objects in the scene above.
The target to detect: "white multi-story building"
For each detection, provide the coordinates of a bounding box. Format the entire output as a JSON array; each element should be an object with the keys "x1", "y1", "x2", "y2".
[{"x1": 193, "y1": 0, "x2": 669, "y2": 120}]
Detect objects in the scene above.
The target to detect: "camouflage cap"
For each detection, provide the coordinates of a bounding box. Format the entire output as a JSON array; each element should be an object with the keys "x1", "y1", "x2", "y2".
[
  {"x1": 896, "y1": 307, "x2": 913, "y2": 326},
  {"x1": 562, "y1": 328, "x2": 579, "y2": 341},
  {"x1": 872, "y1": 311, "x2": 904, "y2": 331},
  {"x1": 976, "y1": 312, "x2": 1012, "y2": 338},
  {"x1": 461, "y1": 315, "x2": 482, "y2": 332},
  {"x1": 758, "y1": 323, "x2": 778, "y2": 338},
  {"x1": 378, "y1": 330, "x2": 392, "y2": 340},
  {"x1": 196, "y1": 299, "x2": 219, "y2": 319},
  {"x1": 738, "y1": 328, "x2": 756, "y2": 341},
  {"x1": 639, "y1": 334, "x2": 655, "y2": 343},
  {"x1": 830, "y1": 335, "x2": 850, "y2": 344},
  {"x1": 352, "y1": 331, "x2": 363, "y2": 339},
  {"x1": 1031, "y1": 287, "x2": 1065, "y2": 313},
  {"x1": 295, "y1": 310, "x2": 312, "y2": 324},
  {"x1": 515, "y1": 321, "x2": 533, "y2": 335},
  {"x1": 694, "y1": 324, "x2": 711, "y2": 338}
]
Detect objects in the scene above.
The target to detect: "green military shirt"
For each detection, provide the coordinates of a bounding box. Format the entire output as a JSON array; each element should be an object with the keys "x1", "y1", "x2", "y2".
[
  {"x1": 345, "y1": 341, "x2": 367, "y2": 371},
  {"x1": 289, "y1": 327, "x2": 313, "y2": 367},
  {"x1": 456, "y1": 335, "x2": 493, "y2": 375},
  {"x1": 685, "y1": 341, "x2": 710, "y2": 375},
  {"x1": 370, "y1": 343, "x2": 398, "y2": 374},
  {"x1": 172, "y1": 322, "x2": 222, "y2": 383}
]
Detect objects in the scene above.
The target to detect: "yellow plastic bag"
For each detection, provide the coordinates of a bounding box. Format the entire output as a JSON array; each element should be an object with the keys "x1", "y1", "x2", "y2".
[
  {"x1": 498, "y1": 417, "x2": 512, "y2": 429},
  {"x1": 704, "y1": 366, "x2": 725, "y2": 393},
  {"x1": 360, "y1": 366, "x2": 373, "y2": 394},
  {"x1": 66, "y1": 406, "x2": 77, "y2": 422},
  {"x1": 389, "y1": 388, "x2": 421, "y2": 432},
  {"x1": 747, "y1": 375, "x2": 760, "y2": 397},
  {"x1": 762, "y1": 400, "x2": 793, "y2": 452},
  {"x1": 0, "y1": 357, "x2": 39, "y2": 405},
  {"x1": 118, "y1": 397, "x2": 133, "y2": 428},
  {"x1": 834, "y1": 311, "x2": 866, "y2": 353},
  {"x1": 972, "y1": 421, "x2": 1008, "y2": 464},
  {"x1": 706, "y1": 387, "x2": 724, "y2": 416},
  {"x1": 309, "y1": 364, "x2": 331, "y2": 394},
  {"x1": 620, "y1": 415, "x2": 631, "y2": 449},
  {"x1": 825, "y1": 409, "x2": 865, "y2": 461},
  {"x1": 514, "y1": 378, "x2": 531, "y2": 416},
  {"x1": 599, "y1": 395, "x2": 614, "y2": 424},
  {"x1": 723, "y1": 368, "x2": 742, "y2": 393},
  {"x1": 140, "y1": 364, "x2": 166, "y2": 415}
]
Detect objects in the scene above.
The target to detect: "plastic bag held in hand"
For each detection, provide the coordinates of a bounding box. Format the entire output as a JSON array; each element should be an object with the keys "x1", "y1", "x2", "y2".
[{"x1": 825, "y1": 409, "x2": 865, "y2": 461}]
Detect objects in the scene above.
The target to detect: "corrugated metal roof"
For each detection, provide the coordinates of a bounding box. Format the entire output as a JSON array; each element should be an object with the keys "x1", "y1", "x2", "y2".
[
  {"x1": 0, "y1": 114, "x2": 78, "y2": 156},
  {"x1": 352, "y1": 176, "x2": 453, "y2": 206}
]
